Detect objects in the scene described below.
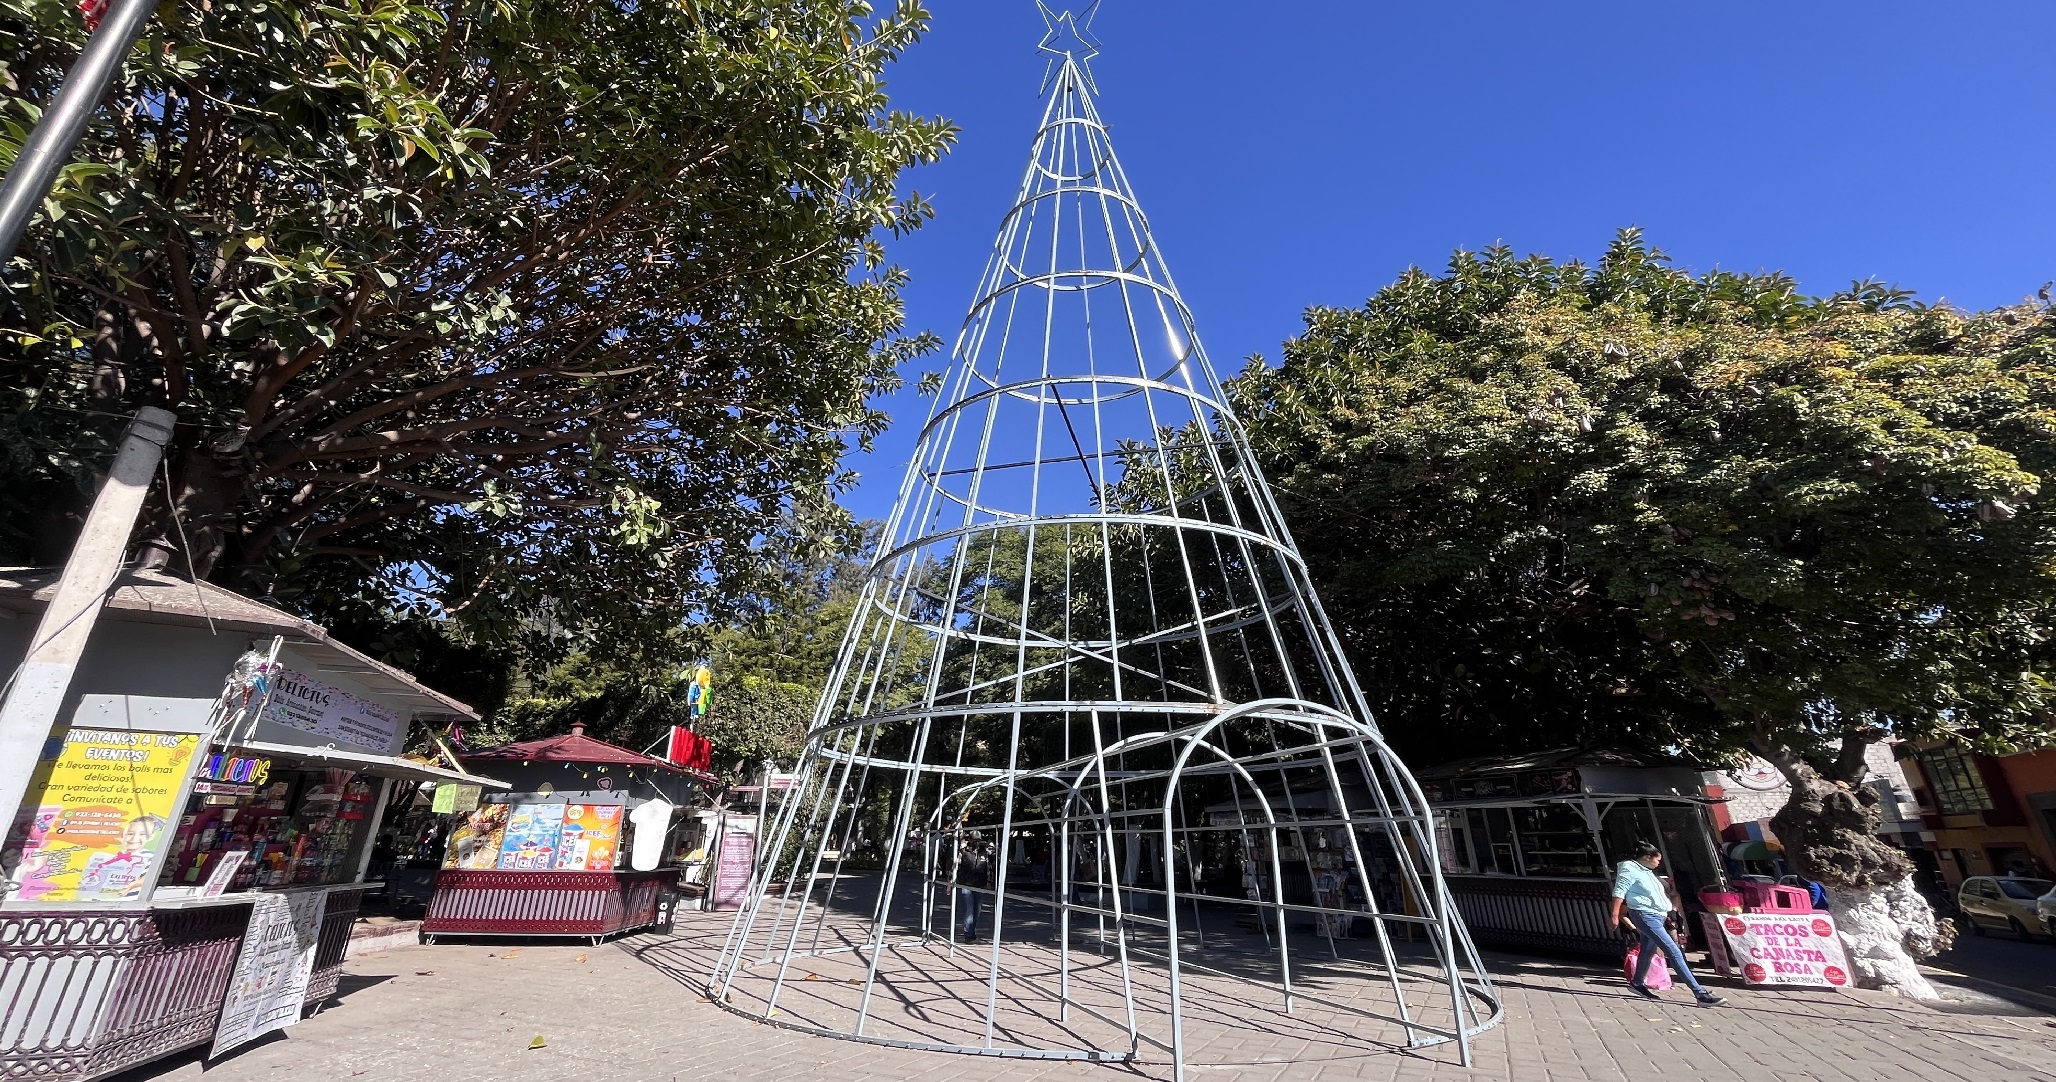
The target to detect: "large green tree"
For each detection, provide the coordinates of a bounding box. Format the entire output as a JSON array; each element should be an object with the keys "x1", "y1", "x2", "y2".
[
  {"x1": 1232, "y1": 231, "x2": 2056, "y2": 995},
  {"x1": 0, "y1": 0, "x2": 952, "y2": 657}
]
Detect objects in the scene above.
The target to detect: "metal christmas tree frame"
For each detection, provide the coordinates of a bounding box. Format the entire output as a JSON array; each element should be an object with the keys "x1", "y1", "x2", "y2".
[{"x1": 710, "y1": 6, "x2": 1501, "y2": 1075}]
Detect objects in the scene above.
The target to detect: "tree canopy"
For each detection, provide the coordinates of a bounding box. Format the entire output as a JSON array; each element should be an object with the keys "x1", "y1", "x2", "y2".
[
  {"x1": 0, "y1": 0, "x2": 953, "y2": 659},
  {"x1": 1230, "y1": 231, "x2": 2056, "y2": 777},
  {"x1": 482, "y1": 520, "x2": 887, "y2": 783}
]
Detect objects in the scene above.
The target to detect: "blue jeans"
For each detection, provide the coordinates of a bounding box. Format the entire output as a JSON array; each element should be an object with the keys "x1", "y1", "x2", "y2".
[
  {"x1": 956, "y1": 887, "x2": 980, "y2": 939},
  {"x1": 1629, "y1": 909, "x2": 1708, "y2": 996}
]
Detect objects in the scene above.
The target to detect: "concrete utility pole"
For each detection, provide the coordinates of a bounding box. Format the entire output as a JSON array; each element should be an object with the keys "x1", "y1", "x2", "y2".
[
  {"x1": 0, "y1": 406, "x2": 175, "y2": 852},
  {"x1": 0, "y1": 0, "x2": 161, "y2": 266}
]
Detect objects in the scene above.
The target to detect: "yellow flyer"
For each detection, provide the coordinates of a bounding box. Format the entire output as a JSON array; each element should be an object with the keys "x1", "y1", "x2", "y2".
[{"x1": 3, "y1": 728, "x2": 198, "y2": 903}]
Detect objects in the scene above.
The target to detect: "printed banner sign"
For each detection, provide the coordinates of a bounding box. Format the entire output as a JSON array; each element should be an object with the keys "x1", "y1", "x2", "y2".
[
  {"x1": 3, "y1": 728, "x2": 196, "y2": 903},
  {"x1": 497, "y1": 803, "x2": 567, "y2": 870},
  {"x1": 432, "y1": 784, "x2": 482, "y2": 814},
  {"x1": 553, "y1": 804, "x2": 624, "y2": 871},
  {"x1": 444, "y1": 804, "x2": 510, "y2": 870},
  {"x1": 202, "y1": 851, "x2": 249, "y2": 897},
  {"x1": 213, "y1": 890, "x2": 328, "y2": 1057},
  {"x1": 262, "y1": 667, "x2": 403, "y2": 755},
  {"x1": 1702, "y1": 911, "x2": 1852, "y2": 988}
]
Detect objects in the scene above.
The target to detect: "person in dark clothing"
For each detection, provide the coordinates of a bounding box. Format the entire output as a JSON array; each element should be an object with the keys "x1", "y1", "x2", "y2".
[{"x1": 955, "y1": 831, "x2": 993, "y2": 940}]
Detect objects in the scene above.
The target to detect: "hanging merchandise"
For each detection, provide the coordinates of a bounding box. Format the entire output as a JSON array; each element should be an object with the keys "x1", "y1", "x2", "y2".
[
  {"x1": 666, "y1": 727, "x2": 713, "y2": 772},
  {"x1": 628, "y1": 800, "x2": 676, "y2": 871}
]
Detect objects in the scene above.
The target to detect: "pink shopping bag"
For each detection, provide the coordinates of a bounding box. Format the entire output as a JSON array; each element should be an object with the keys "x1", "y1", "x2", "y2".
[{"x1": 1622, "y1": 945, "x2": 1674, "y2": 990}]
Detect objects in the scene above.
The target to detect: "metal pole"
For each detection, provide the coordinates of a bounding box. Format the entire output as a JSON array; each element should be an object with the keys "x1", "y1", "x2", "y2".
[
  {"x1": 0, "y1": 406, "x2": 176, "y2": 884},
  {"x1": 0, "y1": 0, "x2": 160, "y2": 266}
]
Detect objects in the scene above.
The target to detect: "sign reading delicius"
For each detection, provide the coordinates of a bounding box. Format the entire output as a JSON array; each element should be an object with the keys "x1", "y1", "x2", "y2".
[{"x1": 261, "y1": 667, "x2": 403, "y2": 754}]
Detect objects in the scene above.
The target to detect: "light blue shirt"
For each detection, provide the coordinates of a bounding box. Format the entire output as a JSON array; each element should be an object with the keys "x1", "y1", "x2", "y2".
[{"x1": 1612, "y1": 860, "x2": 1671, "y2": 914}]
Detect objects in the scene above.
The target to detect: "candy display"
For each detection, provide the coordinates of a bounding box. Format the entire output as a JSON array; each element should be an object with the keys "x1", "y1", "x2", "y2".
[{"x1": 159, "y1": 762, "x2": 377, "y2": 892}]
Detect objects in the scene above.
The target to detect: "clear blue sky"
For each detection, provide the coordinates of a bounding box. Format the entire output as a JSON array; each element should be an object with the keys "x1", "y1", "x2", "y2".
[{"x1": 840, "y1": 0, "x2": 2056, "y2": 523}]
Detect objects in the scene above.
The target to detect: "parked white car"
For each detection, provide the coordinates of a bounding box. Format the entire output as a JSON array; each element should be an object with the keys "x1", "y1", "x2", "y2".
[
  {"x1": 2040, "y1": 884, "x2": 2056, "y2": 938},
  {"x1": 1957, "y1": 875, "x2": 2056, "y2": 939}
]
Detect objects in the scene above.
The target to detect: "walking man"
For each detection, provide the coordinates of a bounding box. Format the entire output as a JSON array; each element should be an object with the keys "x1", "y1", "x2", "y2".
[{"x1": 1609, "y1": 842, "x2": 1725, "y2": 1006}]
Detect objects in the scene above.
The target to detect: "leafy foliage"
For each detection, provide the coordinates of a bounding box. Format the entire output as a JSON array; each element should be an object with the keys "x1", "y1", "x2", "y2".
[
  {"x1": 483, "y1": 521, "x2": 890, "y2": 783},
  {"x1": 0, "y1": 0, "x2": 953, "y2": 660},
  {"x1": 491, "y1": 664, "x2": 812, "y2": 787},
  {"x1": 1231, "y1": 230, "x2": 2056, "y2": 775}
]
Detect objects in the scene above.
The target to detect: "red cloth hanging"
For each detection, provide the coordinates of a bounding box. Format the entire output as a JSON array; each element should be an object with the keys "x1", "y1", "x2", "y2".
[{"x1": 667, "y1": 727, "x2": 713, "y2": 771}]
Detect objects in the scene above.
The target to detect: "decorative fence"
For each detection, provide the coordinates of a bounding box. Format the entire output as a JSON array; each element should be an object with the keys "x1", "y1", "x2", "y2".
[
  {"x1": 0, "y1": 904, "x2": 253, "y2": 1081},
  {"x1": 304, "y1": 888, "x2": 365, "y2": 1006}
]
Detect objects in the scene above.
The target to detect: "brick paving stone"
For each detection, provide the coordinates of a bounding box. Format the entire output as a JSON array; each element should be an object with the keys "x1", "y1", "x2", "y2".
[{"x1": 104, "y1": 904, "x2": 2056, "y2": 1082}]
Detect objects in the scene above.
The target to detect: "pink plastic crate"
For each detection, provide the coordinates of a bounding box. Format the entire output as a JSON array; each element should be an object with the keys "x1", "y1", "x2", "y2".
[
  {"x1": 1698, "y1": 887, "x2": 1744, "y2": 914},
  {"x1": 1738, "y1": 881, "x2": 1810, "y2": 914}
]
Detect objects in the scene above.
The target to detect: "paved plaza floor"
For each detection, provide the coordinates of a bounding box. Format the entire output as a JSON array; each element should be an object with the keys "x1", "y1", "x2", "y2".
[{"x1": 117, "y1": 905, "x2": 2056, "y2": 1082}]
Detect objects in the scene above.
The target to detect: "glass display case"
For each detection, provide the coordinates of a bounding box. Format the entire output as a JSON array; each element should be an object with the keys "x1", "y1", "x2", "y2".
[{"x1": 159, "y1": 755, "x2": 377, "y2": 893}]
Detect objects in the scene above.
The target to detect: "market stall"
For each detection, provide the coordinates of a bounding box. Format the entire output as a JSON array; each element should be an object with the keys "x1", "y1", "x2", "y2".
[
  {"x1": 0, "y1": 568, "x2": 506, "y2": 1081},
  {"x1": 421, "y1": 722, "x2": 719, "y2": 943},
  {"x1": 1416, "y1": 748, "x2": 1727, "y2": 959}
]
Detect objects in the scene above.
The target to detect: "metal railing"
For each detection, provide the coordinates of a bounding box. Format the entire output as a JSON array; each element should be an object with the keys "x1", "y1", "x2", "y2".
[
  {"x1": 0, "y1": 903, "x2": 254, "y2": 1080},
  {"x1": 304, "y1": 888, "x2": 365, "y2": 1006}
]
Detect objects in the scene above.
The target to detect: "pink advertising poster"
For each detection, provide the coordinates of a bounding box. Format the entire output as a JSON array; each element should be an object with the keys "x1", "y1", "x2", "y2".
[
  {"x1": 1701, "y1": 912, "x2": 1852, "y2": 989},
  {"x1": 710, "y1": 829, "x2": 756, "y2": 910}
]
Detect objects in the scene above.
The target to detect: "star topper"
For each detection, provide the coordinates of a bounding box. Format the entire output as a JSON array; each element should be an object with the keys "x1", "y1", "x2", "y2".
[{"x1": 1037, "y1": 0, "x2": 1103, "y2": 94}]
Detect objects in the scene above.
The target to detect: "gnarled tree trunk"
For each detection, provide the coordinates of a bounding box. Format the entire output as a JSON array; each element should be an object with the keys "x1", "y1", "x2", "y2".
[{"x1": 1755, "y1": 734, "x2": 1954, "y2": 999}]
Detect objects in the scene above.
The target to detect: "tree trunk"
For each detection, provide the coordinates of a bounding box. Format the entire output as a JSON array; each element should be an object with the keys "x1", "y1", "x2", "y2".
[
  {"x1": 1754, "y1": 734, "x2": 1955, "y2": 999},
  {"x1": 137, "y1": 442, "x2": 245, "y2": 581}
]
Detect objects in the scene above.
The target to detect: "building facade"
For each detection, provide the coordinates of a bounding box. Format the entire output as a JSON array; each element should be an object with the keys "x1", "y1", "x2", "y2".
[{"x1": 1900, "y1": 743, "x2": 2056, "y2": 888}]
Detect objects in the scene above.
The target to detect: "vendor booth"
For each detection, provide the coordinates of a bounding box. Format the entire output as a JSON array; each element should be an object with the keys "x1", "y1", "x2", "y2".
[
  {"x1": 1416, "y1": 748, "x2": 1726, "y2": 959},
  {"x1": 421, "y1": 723, "x2": 718, "y2": 943},
  {"x1": 0, "y1": 569, "x2": 505, "y2": 1081}
]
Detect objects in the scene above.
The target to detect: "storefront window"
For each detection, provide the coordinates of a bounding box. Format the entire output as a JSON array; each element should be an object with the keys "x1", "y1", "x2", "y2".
[
  {"x1": 1917, "y1": 745, "x2": 1991, "y2": 814},
  {"x1": 1465, "y1": 808, "x2": 1520, "y2": 875},
  {"x1": 1510, "y1": 804, "x2": 1601, "y2": 878},
  {"x1": 159, "y1": 758, "x2": 377, "y2": 892},
  {"x1": 1600, "y1": 801, "x2": 1660, "y2": 867},
  {"x1": 1651, "y1": 804, "x2": 1720, "y2": 900},
  {"x1": 1434, "y1": 811, "x2": 1471, "y2": 875}
]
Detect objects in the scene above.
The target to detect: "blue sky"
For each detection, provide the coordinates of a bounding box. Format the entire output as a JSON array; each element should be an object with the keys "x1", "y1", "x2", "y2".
[{"x1": 840, "y1": 0, "x2": 2056, "y2": 523}]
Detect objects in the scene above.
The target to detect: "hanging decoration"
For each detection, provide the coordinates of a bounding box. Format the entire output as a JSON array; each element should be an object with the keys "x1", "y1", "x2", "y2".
[{"x1": 686, "y1": 665, "x2": 713, "y2": 720}]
